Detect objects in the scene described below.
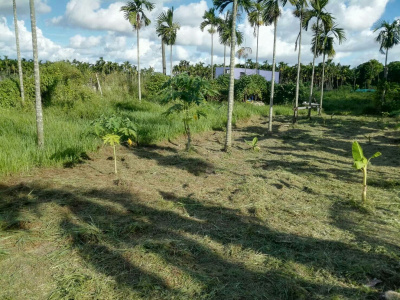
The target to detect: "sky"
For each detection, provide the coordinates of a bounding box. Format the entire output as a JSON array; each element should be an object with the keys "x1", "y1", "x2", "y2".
[{"x1": 0, "y1": 0, "x2": 399, "y2": 73}]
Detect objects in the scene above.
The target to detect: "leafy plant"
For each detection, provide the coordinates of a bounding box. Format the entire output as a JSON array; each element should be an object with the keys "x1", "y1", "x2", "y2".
[
  {"x1": 91, "y1": 115, "x2": 137, "y2": 145},
  {"x1": 162, "y1": 73, "x2": 218, "y2": 151},
  {"x1": 245, "y1": 137, "x2": 260, "y2": 152},
  {"x1": 352, "y1": 141, "x2": 381, "y2": 202},
  {"x1": 102, "y1": 134, "x2": 120, "y2": 174}
]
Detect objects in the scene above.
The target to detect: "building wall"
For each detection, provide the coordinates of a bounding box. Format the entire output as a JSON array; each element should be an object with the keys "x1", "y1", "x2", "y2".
[{"x1": 215, "y1": 67, "x2": 280, "y2": 84}]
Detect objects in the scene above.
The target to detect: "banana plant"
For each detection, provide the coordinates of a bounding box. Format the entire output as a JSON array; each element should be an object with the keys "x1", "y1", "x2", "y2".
[
  {"x1": 352, "y1": 141, "x2": 381, "y2": 202},
  {"x1": 245, "y1": 137, "x2": 260, "y2": 152},
  {"x1": 103, "y1": 134, "x2": 121, "y2": 174}
]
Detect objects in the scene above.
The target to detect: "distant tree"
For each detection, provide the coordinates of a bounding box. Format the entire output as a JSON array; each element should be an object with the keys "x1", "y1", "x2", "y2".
[
  {"x1": 387, "y1": 61, "x2": 400, "y2": 83},
  {"x1": 200, "y1": 8, "x2": 221, "y2": 79},
  {"x1": 248, "y1": 2, "x2": 268, "y2": 74},
  {"x1": 312, "y1": 22, "x2": 345, "y2": 113},
  {"x1": 121, "y1": 0, "x2": 155, "y2": 102},
  {"x1": 13, "y1": 0, "x2": 25, "y2": 105},
  {"x1": 303, "y1": 0, "x2": 333, "y2": 118},
  {"x1": 373, "y1": 19, "x2": 400, "y2": 103},
  {"x1": 214, "y1": 0, "x2": 252, "y2": 151},
  {"x1": 236, "y1": 46, "x2": 252, "y2": 74},
  {"x1": 218, "y1": 10, "x2": 244, "y2": 74},
  {"x1": 262, "y1": 0, "x2": 289, "y2": 132},
  {"x1": 291, "y1": 0, "x2": 308, "y2": 123},
  {"x1": 29, "y1": 0, "x2": 44, "y2": 148},
  {"x1": 157, "y1": 7, "x2": 180, "y2": 78}
]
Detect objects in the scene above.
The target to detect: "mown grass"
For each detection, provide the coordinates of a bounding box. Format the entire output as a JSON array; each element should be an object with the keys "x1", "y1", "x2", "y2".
[{"x1": 0, "y1": 114, "x2": 399, "y2": 299}]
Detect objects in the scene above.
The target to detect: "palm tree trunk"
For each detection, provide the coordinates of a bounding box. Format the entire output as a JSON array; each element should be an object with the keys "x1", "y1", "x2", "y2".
[
  {"x1": 224, "y1": 0, "x2": 238, "y2": 151},
  {"x1": 29, "y1": 0, "x2": 44, "y2": 148},
  {"x1": 211, "y1": 30, "x2": 214, "y2": 79},
  {"x1": 256, "y1": 25, "x2": 259, "y2": 75},
  {"x1": 381, "y1": 48, "x2": 388, "y2": 104},
  {"x1": 170, "y1": 44, "x2": 173, "y2": 78},
  {"x1": 319, "y1": 53, "x2": 326, "y2": 115},
  {"x1": 223, "y1": 45, "x2": 226, "y2": 74},
  {"x1": 162, "y1": 39, "x2": 166, "y2": 75},
  {"x1": 137, "y1": 27, "x2": 141, "y2": 102},
  {"x1": 268, "y1": 18, "x2": 278, "y2": 133},
  {"x1": 308, "y1": 19, "x2": 319, "y2": 118},
  {"x1": 293, "y1": 13, "x2": 303, "y2": 124},
  {"x1": 13, "y1": 0, "x2": 25, "y2": 105}
]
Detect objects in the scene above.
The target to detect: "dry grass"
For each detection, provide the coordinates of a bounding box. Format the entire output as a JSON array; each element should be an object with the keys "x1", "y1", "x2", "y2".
[{"x1": 1, "y1": 114, "x2": 399, "y2": 300}]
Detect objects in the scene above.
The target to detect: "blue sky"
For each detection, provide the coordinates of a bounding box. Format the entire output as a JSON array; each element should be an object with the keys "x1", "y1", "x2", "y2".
[{"x1": 0, "y1": 0, "x2": 399, "y2": 72}]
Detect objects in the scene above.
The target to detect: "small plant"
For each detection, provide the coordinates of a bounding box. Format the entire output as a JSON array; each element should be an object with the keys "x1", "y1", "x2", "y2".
[
  {"x1": 364, "y1": 134, "x2": 373, "y2": 143},
  {"x1": 245, "y1": 137, "x2": 260, "y2": 152},
  {"x1": 91, "y1": 115, "x2": 137, "y2": 145},
  {"x1": 162, "y1": 74, "x2": 218, "y2": 151},
  {"x1": 103, "y1": 134, "x2": 120, "y2": 174},
  {"x1": 352, "y1": 141, "x2": 381, "y2": 202}
]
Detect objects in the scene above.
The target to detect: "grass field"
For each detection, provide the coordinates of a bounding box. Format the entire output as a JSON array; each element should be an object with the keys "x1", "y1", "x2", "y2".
[{"x1": 1, "y1": 113, "x2": 399, "y2": 299}]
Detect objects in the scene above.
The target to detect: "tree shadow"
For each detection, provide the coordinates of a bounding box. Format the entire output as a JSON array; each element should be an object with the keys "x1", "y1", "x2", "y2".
[
  {"x1": 132, "y1": 146, "x2": 214, "y2": 176},
  {"x1": 1, "y1": 182, "x2": 399, "y2": 299}
]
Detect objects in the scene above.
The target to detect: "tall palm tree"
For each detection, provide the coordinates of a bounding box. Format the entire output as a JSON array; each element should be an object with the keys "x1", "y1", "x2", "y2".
[
  {"x1": 29, "y1": 0, "x2": 44, "y2": 148},
  {"x1": 121, "y1": 0, "x2": 155, "y2": 102},
  {"x1": 218, "y1": 10, "x2": 244, "y2": 74},
  {"x1": 200, "y1": 8, "x2": 221, "y2": 79},
  {"x1": 156, "y1": 7, "x2": 180, "y2": 78},
  {"x1": 262, "y1": 0, "x2": 288, "y2": 132},
  {"x1": 214, "y1": 0, "x2": 252, "y2": 151},
  {"x1": 236, "y1": 46, "x2": 252, "y2": 74},
  {"x1": 248, "y1": 2, "x2": 268, "y2": 74},
  {"x1": 312, "y1": 22, "x2": 345, "y2": 113},
  {"x1": 13, "y1": 0, "x2": 25, "y2": 105},
  {"x1": 161, "y1": 38, "x2": 166, "y2": 75},
  {"x1": 303, "y1": 0, "x2": 333, "y2": 118},
  {"x1": 291, "y1": 0, "x2": 308, "y2": 123},
  {"x1": 373, "y1": 19, "x2": 400, "y2": 103}
]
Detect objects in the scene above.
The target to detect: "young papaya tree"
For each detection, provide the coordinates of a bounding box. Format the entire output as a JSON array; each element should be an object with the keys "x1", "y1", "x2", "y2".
[
  {"x1": 103, "y1": 134, "x2": 120, "y2": 174},
  {"x1": 162, "y1": 73, "x2": 218, "y2": 151},
  {"x1": 352, "y1": 141, "x2": 381, "y2": 202},
  {"x1": 91, "y1": 115, "x2": 137, "y2": 174}
]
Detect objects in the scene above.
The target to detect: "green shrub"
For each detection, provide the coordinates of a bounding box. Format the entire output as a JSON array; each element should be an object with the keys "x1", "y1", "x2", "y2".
[
  {"x1": 235, "y1": 75, "x2": 269, "y2": 102},
  {"x1": 144, "y1": 73, "x2": 169, "y2": 97},
  {"x1": 0, "y1": 78, "x2": 21, "y2": 107}
]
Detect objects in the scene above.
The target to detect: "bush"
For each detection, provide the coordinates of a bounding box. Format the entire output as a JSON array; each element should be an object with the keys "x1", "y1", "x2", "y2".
[
  {"x1": 0, "y1": 78, "x2": 21, "y2": 107},
  {"x1": 274, "y1": 82, "x2": 308, "y2": 105},
  {"x1": 144, "y1": 73, "x2": 169, "y2": 100},
  {"x1": 235, "y1": 75, "x2": 269, "y2": 102}
]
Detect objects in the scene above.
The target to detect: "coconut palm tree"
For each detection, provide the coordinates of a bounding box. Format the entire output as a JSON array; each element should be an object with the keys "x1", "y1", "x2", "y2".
[
  {"x1": 214, "y1": 0, "x2": 252, "y2": 151},
  {"x1": 248, "y1": 2, "x2": 268, "y2": 74},
  {"x1": 156, "y1": 7, "x2": 180, "y2": 78},
  {"x1": 262, "y1": 0, "x2": 288, "y2": 132},
  {"x1": 13, "y1": 0, "x2": 25, "y2": 105},
  {"x1": 121, "y1": 0, "x2": 155, "y2": 102},
  {"x1": 303, "y1": 0, "x2": 333, "y2": 118},
  {"x1": 29, "y1": 0, "x2": 44, "y2": 148},
  {"x1": 218, "y1": 10, "x2": 244, "y2": 74},
  {"x1": 200, "y1": 8, "x2": 221, "y2": 79},
  {"x1": 290, "y1": 0, "x2": 308, "y2": 123},
  {"x1": 373, "y1": 19, "x2": 400, "y2": 103},
  {"x1": 312, "y1": 22, "x2": 345, "y2": 113},
  {"x1": 236, "y1": 46, "x2": 252, "y2": 74}
]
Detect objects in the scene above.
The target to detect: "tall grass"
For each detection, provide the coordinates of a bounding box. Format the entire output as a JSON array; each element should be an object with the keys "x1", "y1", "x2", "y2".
[{"x1": 0, "y1": 95, "x2": 292, "y2": 176}]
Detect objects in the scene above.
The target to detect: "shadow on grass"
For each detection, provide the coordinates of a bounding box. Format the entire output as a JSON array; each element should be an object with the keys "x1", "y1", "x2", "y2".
[
  {"x1": 1, "y1": 183, "x2": 399, "y2": 299},
  {"x1": 132, "y1": 146, "x2": 214, "y2": 176}
]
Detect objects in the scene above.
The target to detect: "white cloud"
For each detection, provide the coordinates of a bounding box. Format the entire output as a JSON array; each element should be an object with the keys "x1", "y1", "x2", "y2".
[
  {"x1": 69, "y1": 35, "x2": 101, "y2": 49},
  {"x1": 0, "y1": 0, "x2": 51, "y2": 15}
]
